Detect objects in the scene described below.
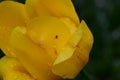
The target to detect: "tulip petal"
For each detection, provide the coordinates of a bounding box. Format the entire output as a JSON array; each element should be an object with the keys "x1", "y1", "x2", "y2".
[
  {"x1": 52, "y1": 20, "x2": 94, "y2": 79},
  {"x1": 27, "y1": 16, "x2": 71, "y2": 57},
  {"x1": 25, "y1": 0, "x2": 79, "y2": 25},
  {"x1": 0, "y1": 1, "x2": 29, "y2": 57},
  {"x1": 0, "y1": 56, "x2": 35, "y2": 80},
  {"x1": 10, "y1": 27, "x2": 60, "y2": 80}
]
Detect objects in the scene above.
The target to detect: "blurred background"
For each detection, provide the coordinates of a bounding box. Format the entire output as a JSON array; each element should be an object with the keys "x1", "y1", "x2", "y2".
[
  {"x1": 72, "y1": 0, "x2": 120, "y2": 80},
  {"x1": 0, "y1": 0, "x2": 120, "y2": 80}
]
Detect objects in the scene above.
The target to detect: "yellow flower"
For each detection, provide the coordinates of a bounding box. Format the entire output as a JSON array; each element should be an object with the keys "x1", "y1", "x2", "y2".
[{"x1": 0, "y1": 0, "x2": 94, "y2": 80}]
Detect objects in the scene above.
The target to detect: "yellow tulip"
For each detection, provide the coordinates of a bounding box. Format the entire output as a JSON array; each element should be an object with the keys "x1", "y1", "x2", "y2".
[{"x1": 0, "y1": 0, "x2": 94, "y2": 80}]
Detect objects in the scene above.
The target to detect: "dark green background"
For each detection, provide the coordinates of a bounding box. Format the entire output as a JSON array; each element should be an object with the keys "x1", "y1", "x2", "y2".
[
  {"x1": 72, "y1": 0, "x2": 120, "y2": 80},
  {"x1": 0, "y1": 0, "x2": 120, "y2": 80}
]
